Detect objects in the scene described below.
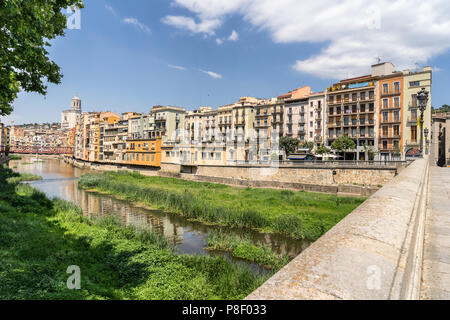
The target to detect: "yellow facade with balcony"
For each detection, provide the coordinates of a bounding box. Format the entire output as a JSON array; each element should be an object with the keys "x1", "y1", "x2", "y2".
[{"x1": 125, "y1": 138, "x2": 162, "y2": 167}]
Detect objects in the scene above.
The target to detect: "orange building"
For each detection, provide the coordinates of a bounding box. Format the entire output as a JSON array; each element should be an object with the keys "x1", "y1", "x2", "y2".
[
  {"x1": 378, "y1": 74, "x2": 404, "y2": 160},
  {"x1": 124, "y1": 138, "x2": 162, "y2": 167}
]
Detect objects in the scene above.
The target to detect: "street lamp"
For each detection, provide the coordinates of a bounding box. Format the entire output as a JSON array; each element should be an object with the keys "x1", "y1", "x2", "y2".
[
  {"x1": 424, "y1": 128, "x2": 429, "y2": 155},
  {"x1": 417, "y1": 88, "x2": 429, "y2": 156}
]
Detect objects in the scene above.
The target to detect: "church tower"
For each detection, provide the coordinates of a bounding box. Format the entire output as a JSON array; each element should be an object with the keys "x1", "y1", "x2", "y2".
[{"x1": 71, "y1": 96, "x2": 82, "y2": 113}]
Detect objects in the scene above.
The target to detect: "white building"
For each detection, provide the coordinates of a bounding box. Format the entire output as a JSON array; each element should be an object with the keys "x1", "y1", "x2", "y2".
[{"x1": 61, "y1": 96, "x2": 82, "y2": 130}]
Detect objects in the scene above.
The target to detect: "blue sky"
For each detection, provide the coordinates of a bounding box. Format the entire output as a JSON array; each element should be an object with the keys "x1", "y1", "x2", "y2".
[{"x1": 2, "y1": 0, "x2": 450, "y2": 125}]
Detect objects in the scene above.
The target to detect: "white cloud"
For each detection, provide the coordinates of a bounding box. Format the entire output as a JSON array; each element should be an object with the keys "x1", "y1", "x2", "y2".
[
  {"x1": 122, "y1": 17, "x2": 151, "y2": 34},
  {"x1": 165, "y1": 0, "x2": 450, "y2": 79},
  {"x1": 161, "y1": 15, "x2": 221, "y2": 35},
  {"x1": 216, "y1": 38, "x2": 223, "y2": 45},
  {"x1": 228, "y1": 30, "x2": 239, "y2": 41},
  {"x1": 200, "y1": 69, "x2": 222, "y2": 79},
  {"x1": 168, "y1": 64, "x2": 187, "y2": 71},
  {"x1": 105, "y1": 4, "x2": 117, "y2": 16}
]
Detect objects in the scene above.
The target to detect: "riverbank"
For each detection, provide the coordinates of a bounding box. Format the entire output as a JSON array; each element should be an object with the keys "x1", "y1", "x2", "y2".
[
  {"x1": 206, "y1": 231, "x2": 290, "y2": 270},
  {"x1": 78, "y1": 171, "x2": 366, "y2": 241},
  {"x1": 0, "y1": 166, "x2": 269, "y2": 300}
]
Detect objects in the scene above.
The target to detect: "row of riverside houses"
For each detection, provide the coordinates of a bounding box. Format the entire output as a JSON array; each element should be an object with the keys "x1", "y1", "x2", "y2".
[{"x1": 69, "y1": 62, "x2": 432, "y2": 169}]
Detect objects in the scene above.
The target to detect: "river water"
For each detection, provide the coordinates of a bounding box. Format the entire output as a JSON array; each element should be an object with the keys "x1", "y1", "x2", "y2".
[{"x1": 9, "y1": 156, "x2": 310, "y2": 273}]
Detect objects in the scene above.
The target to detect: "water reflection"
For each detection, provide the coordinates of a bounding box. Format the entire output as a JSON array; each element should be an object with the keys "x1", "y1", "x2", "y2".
[{"x1": 10, "y1": 156, "x2": 310, "y2": 269}]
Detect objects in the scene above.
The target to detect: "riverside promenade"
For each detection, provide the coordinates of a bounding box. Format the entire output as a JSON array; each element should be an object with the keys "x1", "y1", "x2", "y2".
[{"x1": 421, "y1": 164, "x2": 450, "y2": 299}]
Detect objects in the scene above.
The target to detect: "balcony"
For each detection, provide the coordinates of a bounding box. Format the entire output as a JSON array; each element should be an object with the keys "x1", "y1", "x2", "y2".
[
  {"x1": 406, "y1": 140, "x2": 419, "y2": 147},
  {"x1": 407, "y1": 117, "x2": 418, "y2": 124},
  {"x1": 381, "y1": 104, "x2": 401, "y2": 110},
  {"x1": 381, "y1": 118, "x2": 401, "y2": 124},
  {"x1": 381, "y1": 90, "x2": 401, "y2": 97},
  {"x1": 380, "y1": 133, "x2": 401, "y2": 139}
]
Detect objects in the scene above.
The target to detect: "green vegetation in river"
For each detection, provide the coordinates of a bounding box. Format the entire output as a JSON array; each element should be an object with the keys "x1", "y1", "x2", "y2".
[
  {"x1": 8, "y1": 154, "x2": 22, "y2": 160},
  {"x1": 6, "y1": 172, "x2": 43, "y2": 184},
  {"x1": 206, "y1": 231, "x2": 290, "y2": 270},
  {"x1": 78, "y1": 171, "x2": 366, "y2": 241},
  {"x1": 0, "y1": 166, "x2": 269, "y2": 300}
]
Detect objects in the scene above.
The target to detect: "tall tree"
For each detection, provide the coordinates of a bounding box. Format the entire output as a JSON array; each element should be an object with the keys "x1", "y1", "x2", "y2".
[
  {"x1": 279, "y1": 136, "x2": 300, "y2": 156},
  {"x1": 316, "y1": 144, "x2": 331, "y2": 156},
  {"x1": 331, "y1": 136, "x2": 356, "y2": 160},
  {"x1": 0, "y1": 0, "x2": 84, "y2": 115},
  {"x1": 300, "y1": 141, "x2": 315, "y2": 152}
]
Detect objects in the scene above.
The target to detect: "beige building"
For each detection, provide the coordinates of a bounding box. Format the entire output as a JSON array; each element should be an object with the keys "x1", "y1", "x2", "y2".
[
  {"x1": 403, "y1": 67, "x2": 432, "y2": 157},
  {"x1": 283, "y1": 86, "x2": 326, "y2": 148},
  {"x1": 149, "y1": 106, "x2": 185, "y2": 143}
]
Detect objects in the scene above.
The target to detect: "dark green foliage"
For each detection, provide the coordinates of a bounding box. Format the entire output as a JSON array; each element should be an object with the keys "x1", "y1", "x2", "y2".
[
  {"x1": 0, "y1": 166, "x2": 268, "y2": 300},
  {"x1": 280, "y1": 136, "x2": 300, "y2": 156},
  {"x1": 0, "y1": 0, "x2": 84, "y2": 115}
]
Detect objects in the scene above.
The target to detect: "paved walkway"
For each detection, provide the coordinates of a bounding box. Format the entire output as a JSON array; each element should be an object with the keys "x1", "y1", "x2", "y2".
[{"x1": 421, "y1": 165, "x2": 450, "y2": 299}]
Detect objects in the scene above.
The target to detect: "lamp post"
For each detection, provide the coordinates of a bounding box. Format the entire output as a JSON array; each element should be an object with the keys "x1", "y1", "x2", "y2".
[
  {"x1": 424, "y1": 128, "x2": 429, "y2": 155},
  {"x1": 417, "y1": 88, "x2": 429, "y2": 156}
]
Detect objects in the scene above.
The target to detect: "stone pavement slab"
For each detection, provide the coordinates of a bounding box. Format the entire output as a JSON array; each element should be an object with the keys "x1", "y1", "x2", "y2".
[{"x1": 421, "y1": 165, "x2": 450, "y2": 299}]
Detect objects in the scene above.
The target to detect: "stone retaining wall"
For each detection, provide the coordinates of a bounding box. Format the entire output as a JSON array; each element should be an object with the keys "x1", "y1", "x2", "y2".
[
  {"x1": 246, "y1": 157, "x2": 429, "y2": 300},
  {"x1": 65, "y1": 157, "x2": 381, "y2": 196}
]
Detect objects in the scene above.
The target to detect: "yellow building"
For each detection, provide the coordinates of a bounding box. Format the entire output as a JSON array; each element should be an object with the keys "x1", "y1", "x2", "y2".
[
  {"x1": 125, "y1": 138, "x2": 162, "y2": 167},
  {"x1": 402, "y1": 67, "x2": 432, "y2": 157}
]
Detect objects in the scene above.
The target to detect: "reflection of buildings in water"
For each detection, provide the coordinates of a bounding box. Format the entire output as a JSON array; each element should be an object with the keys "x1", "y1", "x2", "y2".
[
  {"x1": 75, "y1": 192, "x2": 184, "y2": 245},
  {"x1": 258, "y1": 233, "x2": 307, "y2": 258}
]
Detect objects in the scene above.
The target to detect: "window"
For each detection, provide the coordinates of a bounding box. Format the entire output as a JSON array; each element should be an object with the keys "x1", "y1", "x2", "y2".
[
  {"x1": 383, "y1": 83, "x2": 389, "y2": 93},
  {"x1": 152, "y1": 154, "x2": 155, "y2": 162},
  {"x1": 411, "y1": 126, "x2": 417, "y2": 142},
  {"x1": 382, "y1": 140, "x2": 388, "y2": 149},
  {"x1": 410, "y1": 81, "x2": 420, "y2": 87},
  {"x1": 393, "y1": 125, "x2": 400, "y2": 136},
  {"x1": 382, "y1": 112, "x2": 388, "y2": 122},
  {"x1": 215, "y1": 152, "x2": 221, "y2": 160},
  {"x1": 394, "y1": 82, "x2": 400, "y2": 92},
  {"x1": 394, "y1": 97, "x2": 400, "y2": 108},
  {"x1": 411, "y1": 94, "x2": 418, "y2": 107},
  {"x1": 382, "y1": 126, "x2": 388, "y2": 137},
  {"x1": 383, "y1": 99, "x2": 389, "y2": 109},
  {"x1": 166, "y1": 151, "x2": 170, "y2": 157},
  {"x1": 394, "y1": 110, "x2": 400, "y2": 122},
  {"x1": 411, "y1": 110, "x2": 417, "y2": 121},
  {"x1": 360, "y1": 92, "x2": 365, "y2": 100}
]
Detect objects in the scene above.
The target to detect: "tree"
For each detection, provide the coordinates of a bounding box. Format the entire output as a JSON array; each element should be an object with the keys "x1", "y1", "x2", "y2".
[
  {"x1": 279, "y1": 136, "x2": 300, "y2": 156},
  {"x1": 316, "y1": 144, "x2": 331, "y2": 156},
  {"x1": 435, "y1": 104, "x2": 450, "y2": 114},
  {"x1": 362, "y1": 142, "x2": 376, "y2": 161},
  {"x1": 300, "y1": 141, "x2": 315, "y2": 152},
  {"x1": 0, "y1": 0, "x2": 84, "y2": 115},
  {"x1": 331, "y1": 136, "x2": 356, "y2": 160}
]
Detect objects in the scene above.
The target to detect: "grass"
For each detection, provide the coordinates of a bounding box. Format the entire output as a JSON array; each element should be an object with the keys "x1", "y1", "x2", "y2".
[
  {"x1": 206, "y1": 231, "x2": 290, "y2": 270},
  {"x1": 8, "y1": 154, "x2": 22, "y2": 160},
  {"x1": 0, "y1": 166, "x2": 269, "y2": 300},
  {"x1": 6, "y1": 172, "x2": 43, "y2": 184},
  {"x1": 78, "y1": 171, "x2": 366, "y2": 241}
]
